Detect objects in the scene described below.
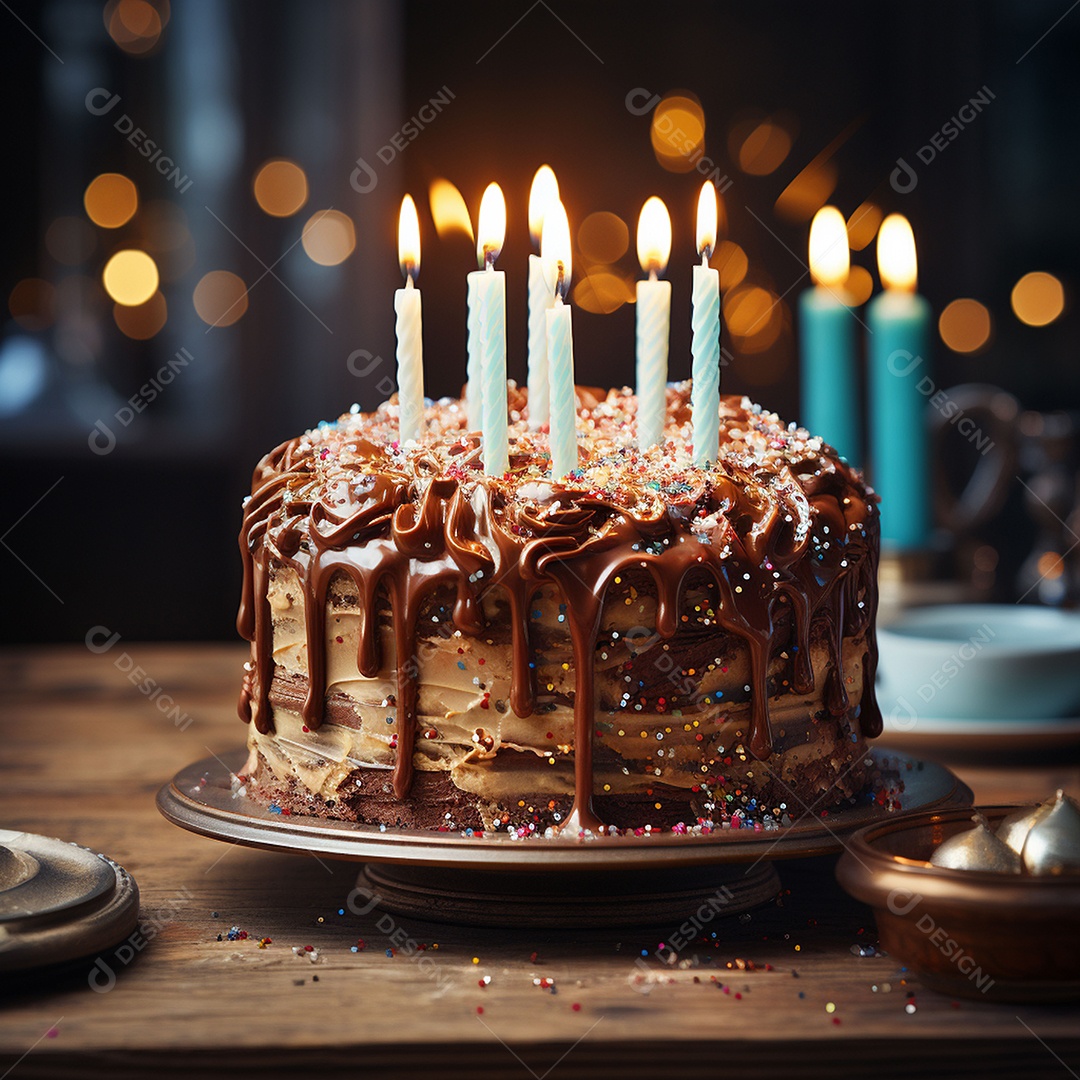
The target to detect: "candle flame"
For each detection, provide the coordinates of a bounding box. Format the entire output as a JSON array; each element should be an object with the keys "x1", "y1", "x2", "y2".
[
  {"x1": 528, "y1": 165, "x2": 560, "y2": 249},
  {"x1": 808, "y1": 206, "x2": 849, "y2": 288},
  {"x1": 877, "y1": 213, "x2": 918, "y2": 292},
  {"x1": 476, "y1": 182, "x2": 507, "y2": 269},
  {"x1": 541, "y1": 199, "x2": 572, "y2": 300},
  {"x1": 637, "y1": 196, "x2": 671, "y2": 275},
  {"x1": 696, "y1": 182, "x2": 718, "y2": 259},
  {"x1": 428, "y1": 178, "x2": 474, "y2": 244},
  {"x1": 398, "y1": 194, "x2": 420, "y2": 281}
]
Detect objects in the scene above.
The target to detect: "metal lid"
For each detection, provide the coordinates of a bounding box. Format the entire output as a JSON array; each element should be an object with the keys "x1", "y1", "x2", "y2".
[{"x1": 0, "y1": 830, "x2": 140, "y2": 973}]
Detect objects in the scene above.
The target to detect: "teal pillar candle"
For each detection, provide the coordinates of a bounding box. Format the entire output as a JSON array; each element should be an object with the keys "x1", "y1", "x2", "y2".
[
  {"x1": 866, "y1": 289, "x2": 932, "y2": 551},
  {"x1": 798, "y1": 286, "x2": 859, "y2": 462}
]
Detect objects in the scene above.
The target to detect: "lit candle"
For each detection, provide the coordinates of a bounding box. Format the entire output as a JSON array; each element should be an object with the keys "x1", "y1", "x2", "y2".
[
  {"x1": 394, "y1": 194, "x2": 423, "y2": 443},
  {"x1": 635, "y1": 196, "x2": 672, "y2": 450},
  {"x1": 799, "y1": 206, "x2": 858, "y2": 461},
  {"x1": 542, "y1": 200, "x2": 576, "y2": 481},
  {"x1": 691, "y1": 181, "x2": 721, "y2": 466},
  {"x1": 527, "y1": 165, "x2": 559, "y2": 430},
  {"x1": 468, "y1": 183, "x2": 508, "y2": 476},
  {"x1": 867, "y1": 214, "x2": 932, "y2": 550}
]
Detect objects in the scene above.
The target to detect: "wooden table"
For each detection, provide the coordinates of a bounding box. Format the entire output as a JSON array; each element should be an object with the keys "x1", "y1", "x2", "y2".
[{"x1": 2, "y1": 645, "x2": 1078, "y2": 1079}]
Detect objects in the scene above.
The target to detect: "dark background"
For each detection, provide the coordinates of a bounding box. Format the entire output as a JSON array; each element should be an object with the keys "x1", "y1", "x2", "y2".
[{"x1": 2, "y1": 0, "x2": 1078, "y2": 643}]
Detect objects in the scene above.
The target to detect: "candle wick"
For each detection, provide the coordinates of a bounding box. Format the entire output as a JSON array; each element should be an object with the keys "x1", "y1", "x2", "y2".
[
  {"x1": 649, "y1": 268, "x2": 658, "y2": 283},
  {"x1": 405, "y1": 273, "x2": 416, "y2": 289},
  {"x1": 700, "y1": 251, "x2": 709, "y2": 267}
]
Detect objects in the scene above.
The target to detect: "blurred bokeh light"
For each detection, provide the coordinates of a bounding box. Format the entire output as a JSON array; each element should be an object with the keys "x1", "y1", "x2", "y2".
[
  {"x1": 651, "y1": 93, "x2": 706, "y2": 173},
  {"x1": 113, "y1": 290, "x2": 168, "y2": 339},
  {"x1": 253, "y1": 159, "x2": 309, "y2": 218},
  {"x1": 939, "y1": 298, "x2": 993, "y2": 353},
  {"x1": 573, "y1": 270, "x2": 634, "y2": 314},
  {"x1": 577, "y1": 212, "x2": 629, "y2": 266},
  {"x1": 104, "y1": 0, "x2": 168, "y2": 55},
  {"x1": 8, "y1": 278, "x2": 55, "y2": 331},
  {"x1": 428, "y1": 178, "x2": 474, "y2": 243},
  {"x1": 731, "y1": 117, "x2": 793, "y2": 175},
  {"x1": 84, "y1": 174, "x2": 138, "y2": 229},
  {"x1": 301, "y1": 210, "x2": 356, "y2": 266},
  {"x1": 1011, "y1": 271, "x2": 1065, "y2": 327},
  {"x1": 193, "y1": 270, "x2": 248, "y2": 327},
  {"x1": 102, "y1": 250, "x2": 159, "y2": 306}
]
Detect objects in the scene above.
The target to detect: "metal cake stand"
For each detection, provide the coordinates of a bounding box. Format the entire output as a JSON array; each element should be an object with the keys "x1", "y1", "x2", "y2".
[{"x1": 157, "y1": 748, "x2": 972, "y2": 928}]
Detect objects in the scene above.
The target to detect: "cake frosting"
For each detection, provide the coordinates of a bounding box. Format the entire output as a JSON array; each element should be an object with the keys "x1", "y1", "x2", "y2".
[{"x1": 237, "y1": 383, "x2": 881, "y2": 836}]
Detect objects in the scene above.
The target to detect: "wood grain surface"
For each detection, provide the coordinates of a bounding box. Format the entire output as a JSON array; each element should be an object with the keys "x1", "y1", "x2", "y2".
[{"x1": 1, "y1": 644, "x2": 1078, "y2": 1079}]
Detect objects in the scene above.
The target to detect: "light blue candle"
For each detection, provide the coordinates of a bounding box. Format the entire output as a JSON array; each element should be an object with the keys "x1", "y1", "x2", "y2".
[
  {"x1": 799, "y1": 207, "x2": 858, "y2": 462},
  {"x1": 867, "y1": 214, "x2": 932, "y2": 551},
  {"x1": 471, "y1": 183, "x2": 508, "y2": 475},
  {"x1": 542, "y1": 200, "x2": 577, "y2": 480},
  {"x1": 635, "y1": 197, "x2": 672, "y2": 450}
]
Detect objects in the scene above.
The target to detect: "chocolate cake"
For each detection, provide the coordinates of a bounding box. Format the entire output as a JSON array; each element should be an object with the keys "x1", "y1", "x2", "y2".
[{"x1": 237, "y1": 384, "x2": 881, "y2": 836}]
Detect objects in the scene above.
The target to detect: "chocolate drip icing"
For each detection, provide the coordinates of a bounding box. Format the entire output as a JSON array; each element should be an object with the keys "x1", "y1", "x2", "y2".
[{"x1": 237, "y1": 387, "x2": 881, "y2": 833}]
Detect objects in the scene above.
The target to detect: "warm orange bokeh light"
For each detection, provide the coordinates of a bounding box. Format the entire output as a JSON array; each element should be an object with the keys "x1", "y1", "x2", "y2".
[
  {"x1": 301, "y1": 210, "x2": 356, "y2": 266},
  {"x1": 736, "y1": 120, "x2": 792, "y2": 175},
  {"x1": 578, "y1": 212, "x2": 629, "y2": 266},
  {"x1": 775, "y1": 161, "x2": 838, "y2": 223},
  {"x1": 651, "y1": 94, "x2": 705, "y2": 174},
  {"x1": 710, "y1": 241, "x2": 748, "y2": 290},
  {"x1": 724, "y1": 284, "x2": 782, "y2": 351},
  {"x1": 847, "y1": 201, "x2": 882, "y2": 252},
  {"x1": 8, "y1": 278, "x2": 55, "y2": 331},
  {"x1": 114, "y1": 291, "x2": 168, "y2": 339},
  {"x1": 253, "y1": 159, "x2": 309, "y2": 218},
  {"x1": 428, "y1": 179, "x2": 474, "y2": 243},
  {"x1": 193, "y1": 270, "x2": 248, "y2": 327},
  {"x1": 842, "y1": 265, "x2": 874, "y2": 307},
  {"x1": 105, "y1": 0, "x2": 166, "y2": 54},
  {"x1": 939, "y1": 298, "x2": 992, "y2": 354},
  {"x1": 573, "y1": 271, "x2": 635, "y2": 314},
  {"x1": 102, "y1": 250, "x2": 159, "y2": 306},
  {"x1": 1011, "y1": 272, "x2": 1065, "y2": 327},
  {"x1": 84, "y1": 174, "x2": 138, "y2": 229}
]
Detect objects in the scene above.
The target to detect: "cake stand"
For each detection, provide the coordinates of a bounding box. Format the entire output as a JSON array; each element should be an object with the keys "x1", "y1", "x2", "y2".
[{"x1": 157, "y1": 748, "x2": 971, "y2": 928}]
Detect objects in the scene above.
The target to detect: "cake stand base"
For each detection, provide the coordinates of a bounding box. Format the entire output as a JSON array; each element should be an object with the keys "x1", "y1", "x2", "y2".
[{"x1": 357, "y1": 860, "x2": 782, "y2": 928}]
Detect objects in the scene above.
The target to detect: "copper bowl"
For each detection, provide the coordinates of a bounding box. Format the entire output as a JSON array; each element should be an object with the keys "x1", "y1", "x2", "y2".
[{"x1": 836, "y1": 806, "x2": 1080, "y2": 1002}]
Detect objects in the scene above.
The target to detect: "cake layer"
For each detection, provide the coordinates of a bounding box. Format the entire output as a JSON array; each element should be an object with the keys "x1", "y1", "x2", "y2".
[{"x1": 237, "y1": 385, "x2": 881, "y2": 834}]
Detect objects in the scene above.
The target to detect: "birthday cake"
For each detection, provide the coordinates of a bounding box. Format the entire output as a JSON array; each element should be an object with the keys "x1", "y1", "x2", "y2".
[{"x1": 237, "y1": 384, "x2": 882, "y2": 835}]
